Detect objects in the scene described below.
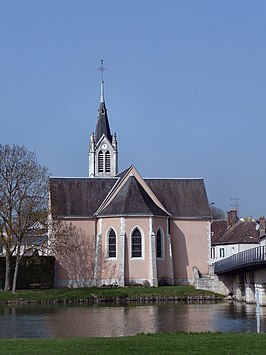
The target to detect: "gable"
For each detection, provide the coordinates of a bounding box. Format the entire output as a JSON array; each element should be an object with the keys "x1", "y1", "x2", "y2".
[
  {"x1": 96, "y1": 165, "x2": 169, "y2": 217},
  {"x1": 98, "y1": 175, "x2": 169, "y2": 217},
  {"x1": 95, "y1": 134, "x2": 113, "y2": 151}
]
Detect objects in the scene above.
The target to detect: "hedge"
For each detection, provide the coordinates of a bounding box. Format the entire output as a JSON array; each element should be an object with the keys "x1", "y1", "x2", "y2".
[{"x1": 0, "y1": 255, "x2": 55, "y2": 289}]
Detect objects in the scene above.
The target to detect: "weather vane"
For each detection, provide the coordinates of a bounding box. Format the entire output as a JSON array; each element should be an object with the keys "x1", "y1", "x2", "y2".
[{"x1": 97, "y1": 59, "x2": 106, "y2": 81}]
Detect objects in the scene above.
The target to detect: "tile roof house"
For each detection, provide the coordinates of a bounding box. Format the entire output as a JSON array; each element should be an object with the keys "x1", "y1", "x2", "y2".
[
  {"x1": 211, "y1": 209, "x2": 264, "y2": 261},
  {"x1": 0, "y1": 221, "x2": 47, "y2": 256},
  {"x1": 49, "y1": 69, "x2": 212, "y2": 287}
]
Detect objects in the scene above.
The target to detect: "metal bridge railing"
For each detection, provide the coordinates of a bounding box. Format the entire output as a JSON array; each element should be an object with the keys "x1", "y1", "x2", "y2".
[{"x1": 214, "y1": 246, "x2": 266, "y2": 274}]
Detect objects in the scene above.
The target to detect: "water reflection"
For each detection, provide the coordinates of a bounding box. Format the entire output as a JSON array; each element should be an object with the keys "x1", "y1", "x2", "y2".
[{"x1": 0, "y1": 302, "x2": 265, "y2": 338}]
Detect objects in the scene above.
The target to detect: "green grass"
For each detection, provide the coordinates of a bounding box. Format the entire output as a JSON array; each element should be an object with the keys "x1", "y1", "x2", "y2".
[
  {"x1": 0, "y1": 286, "x2": 223, "y2": 303},
  {"x1": 0, "y1": 332, "x2": 265, "y2": 354}
]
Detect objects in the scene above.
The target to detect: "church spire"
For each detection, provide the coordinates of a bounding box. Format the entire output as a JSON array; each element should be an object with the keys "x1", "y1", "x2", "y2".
[
  {"x1": 89, "y1": 60, "x2": 118, "y2": 177},
  {"x1": 95, "y1": 60, "x2": 112, "y2": 143},
  {"x1": 100, "y1": 80, "x2": 104, "y2": 103},
  {"x1": 98, "y1": 59, "x2": 106, "y2": 103}
]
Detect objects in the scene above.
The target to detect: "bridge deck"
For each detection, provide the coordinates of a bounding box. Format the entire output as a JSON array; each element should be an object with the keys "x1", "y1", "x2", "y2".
[{"x1": 214, "y1": 246, "x2": 266, "y2": 274}]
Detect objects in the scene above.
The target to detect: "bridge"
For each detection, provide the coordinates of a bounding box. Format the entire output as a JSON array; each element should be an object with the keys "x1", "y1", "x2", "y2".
[
  {"x1": 214, "y1": 246, "x2": 266, "y2": 274},
  {"x1": 213, "y1": 246, "x2": 266, "y2": 306}
]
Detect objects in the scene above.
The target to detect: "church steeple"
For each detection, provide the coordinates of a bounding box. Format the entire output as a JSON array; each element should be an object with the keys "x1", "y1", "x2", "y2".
[
  {"x1": 95, "y1": 80, "x2": 112, "y2": 144},
  {"x1": 89, "y1": 60, "x2": 118, "y2": 178},
  {"x1": 100, "y1": 79, "x2": 104, "y2": 103}
]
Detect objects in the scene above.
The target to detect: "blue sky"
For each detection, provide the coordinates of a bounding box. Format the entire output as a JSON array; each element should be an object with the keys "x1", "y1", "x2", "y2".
[{"x1": 1, "y1": 1, "x2": 266, "y2": 217}]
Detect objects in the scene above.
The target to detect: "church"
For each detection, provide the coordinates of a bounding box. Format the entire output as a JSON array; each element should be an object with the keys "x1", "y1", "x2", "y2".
[{"x1": 49, "y1": 68, "x2": 212, "y2": 288}]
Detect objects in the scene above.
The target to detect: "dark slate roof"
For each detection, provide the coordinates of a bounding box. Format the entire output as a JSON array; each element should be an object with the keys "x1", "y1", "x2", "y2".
[
  {"x1": 116, "y1": 166, "x2": 132, "y2": 179},
  {"x1": 50, "y1": 173, "x2": 211, "y2": 220},
  {"x1": 211, "y1": 220, "x2": 228, "y2": 244},
  {"x1": 145, "y1": 179, "x2": 211, "y2": 219},
  {"x1": 95, "y1": 102, "x2": 112, "y2": 143},
  {"x1": 98, "y1": 176, "x2": 169, "y2": 217},
  {"x1": 212, "y1": 221, "x2": 260, "y2": 245},
  {"x1": 49, "y1": 178, "x2": 117, "y2": 217}
]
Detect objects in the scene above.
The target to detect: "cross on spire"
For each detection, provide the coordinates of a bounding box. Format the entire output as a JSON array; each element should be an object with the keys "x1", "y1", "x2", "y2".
[{"x1": 97, "y1": 59, "x2": 106, "y2": 81}]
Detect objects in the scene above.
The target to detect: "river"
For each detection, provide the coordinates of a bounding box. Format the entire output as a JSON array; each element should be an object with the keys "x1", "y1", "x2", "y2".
[{"x1": 0, "y1": 302, "x2": 265, "y2": 338}]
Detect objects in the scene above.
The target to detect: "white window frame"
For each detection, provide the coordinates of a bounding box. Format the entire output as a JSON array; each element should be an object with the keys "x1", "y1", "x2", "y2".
[
  {"x1": 106, "y1": 227, "x2": 117, "y2": 260},
  {"x1": 211, "y1": 247, "x2": 215, "y2": 259},
  {"x1": 130, "y1": 226, "x2": 144, "y2": 260},
  {"x1": 98, "y1": 150, "x2": 104, "y2": 173},
  {"x1": 105, "y1": 150, "x2": 111, "y2": 173},
  {"x1": 156, "y1": 227, "x2": 164, "y2": 259}
]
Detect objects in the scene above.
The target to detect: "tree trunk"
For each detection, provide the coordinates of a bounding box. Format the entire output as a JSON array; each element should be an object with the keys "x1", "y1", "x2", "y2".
[
  {"x1": 12, "y1": 243, "x2": 22, "y2": 294},
  {"x1": 12, "y1": 255, "x2": 20, "y2": 294},
  {"x1": 4, "y1": 251, "x2": 11, "y2": 291}
]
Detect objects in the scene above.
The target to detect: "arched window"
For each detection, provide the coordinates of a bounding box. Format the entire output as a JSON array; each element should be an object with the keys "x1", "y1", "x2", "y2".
[
  {"x1": 211, "y1": 247, "x2": 215, "y2": 259},
  {"x1": 131, "y1": 228, "x2": 142, "y2": 258},
  {"x1": 220, "y1": 248, "x2": 225, "y2": 258},
  {"x1": 108, "y1": 228, "x2": 116, "y2": 258},
  {"x1": 156, "y1": 229, "x2": 163, "y2": 258},
  {"x1": 105, "y1": 151, "x2": 110, "y2": 173},
  {"x1": 98, "y1": 151, "x2": 104, "y2": 173}
]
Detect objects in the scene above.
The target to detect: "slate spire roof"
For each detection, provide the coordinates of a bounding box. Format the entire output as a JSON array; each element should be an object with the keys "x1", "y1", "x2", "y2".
[{"x1": 95, "y1": 80, "x2": 112, "y2": 143}]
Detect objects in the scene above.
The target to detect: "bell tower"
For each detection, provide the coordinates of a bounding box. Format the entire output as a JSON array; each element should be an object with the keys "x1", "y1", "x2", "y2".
[{"x1": 89, "y1": 60, "x2": 118, "y2": 177}]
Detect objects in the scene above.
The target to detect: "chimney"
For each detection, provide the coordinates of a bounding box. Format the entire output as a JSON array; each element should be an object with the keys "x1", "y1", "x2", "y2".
[
  {"x1": 259, "y1": 216, "x2": 266, "y2": 238},
  {"x1": 227, "y1": 209, "x2": 238, "y2": 227}
]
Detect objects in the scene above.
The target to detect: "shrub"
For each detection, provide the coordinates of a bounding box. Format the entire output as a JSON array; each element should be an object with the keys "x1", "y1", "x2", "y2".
[{"x1": 0, "y1": 255, "x2": 55, "y2": 289}]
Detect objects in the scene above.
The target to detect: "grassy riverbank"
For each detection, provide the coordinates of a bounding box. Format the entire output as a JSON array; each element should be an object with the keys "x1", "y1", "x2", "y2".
[
  {"x1": 0, "y1": 285, "x2": 223, "y2": 303},
  {"x1": 0, "y1": 332, "x2": 266, "y2": 354}
]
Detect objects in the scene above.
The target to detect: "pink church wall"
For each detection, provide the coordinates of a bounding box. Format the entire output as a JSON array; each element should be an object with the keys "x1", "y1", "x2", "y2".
[
  {"x1": 124, "y1": 217, "x2": 151, "y2": 282},
  {"x1": 152, "y1": 217, "x2": 169, "y2": 280},
  {"x1": 171, "y1": 220, "x2": 209, "y2": 282},
  {"x1": 55, "y1": 219, "x2": 96, "y2": 286},
  {"x1": 96, "y1": 216, "x2": 154, "y2": 283},
  {"x1": 100, "y1": 218, "x2": 121, "y2": 280},
  {"x1": 99, "y1": 216, "x2": 173, "y2": 284},
  {"x1": 53, "y1": 216, "x2": 210, "y2": 288}
]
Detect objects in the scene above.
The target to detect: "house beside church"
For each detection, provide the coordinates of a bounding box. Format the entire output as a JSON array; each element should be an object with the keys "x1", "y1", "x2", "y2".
[
  {"x1": 211, "y1": 209, "x2": 265, "y2": 262},
  {"x1": 49, "y1": 73, "x2": 212, "y2": 288}
]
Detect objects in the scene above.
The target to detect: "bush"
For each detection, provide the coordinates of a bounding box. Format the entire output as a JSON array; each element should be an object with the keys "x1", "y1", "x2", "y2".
[{"x1": 0, "y1": 255, "x2": 55, "y2": 289}]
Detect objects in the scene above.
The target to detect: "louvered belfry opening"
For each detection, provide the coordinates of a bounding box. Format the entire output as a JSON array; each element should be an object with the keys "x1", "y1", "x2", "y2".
[
  {"x1": 98, "y1": 151, "x2": 104, "y2": 173},
  {"x1": 105, "y1": 151, "x2": 111, "y2": 173}
]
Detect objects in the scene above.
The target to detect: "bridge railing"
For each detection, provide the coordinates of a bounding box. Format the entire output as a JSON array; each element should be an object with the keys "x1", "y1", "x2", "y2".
[{"x1": 214, "y1": 246, "x2": 266, "y2": 274}]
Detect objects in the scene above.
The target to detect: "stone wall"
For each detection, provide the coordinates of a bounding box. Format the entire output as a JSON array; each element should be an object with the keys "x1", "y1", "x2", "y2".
[{"x1": 192, "y1": 266, "x2": 231, "y2": 295}]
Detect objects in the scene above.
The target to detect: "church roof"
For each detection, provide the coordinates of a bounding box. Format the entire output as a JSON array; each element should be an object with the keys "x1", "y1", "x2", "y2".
[
  {"x1": 95, "y1": 101, "x2": 112, "y2": 143},
  {"x1": 98, "y1": 175, "x2": 169, "y2": 217},
  {"x1": 145, "y1": 178, "x2": 211, "y2": 219},
  {"x1": 50, "y1": 173, "x2": 211, "y2": 220},
  {"x1": 116, "y1": 166, "x2": 132, "y2": 179},
  {"x1": 49, "y1": 178, "x2": 117, "y2": 217}
]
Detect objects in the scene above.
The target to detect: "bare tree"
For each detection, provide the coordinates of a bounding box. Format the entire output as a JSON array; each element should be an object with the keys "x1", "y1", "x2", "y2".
[
  {"x1": 0, "y1": 144, "x2": 48, "y2": 293},
  {"x1": 48, "y1": 219, "x2": 80, "y2": 257},
  {"x1": 210, "y1": 206, "x2": 226, "y2": 220}
]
